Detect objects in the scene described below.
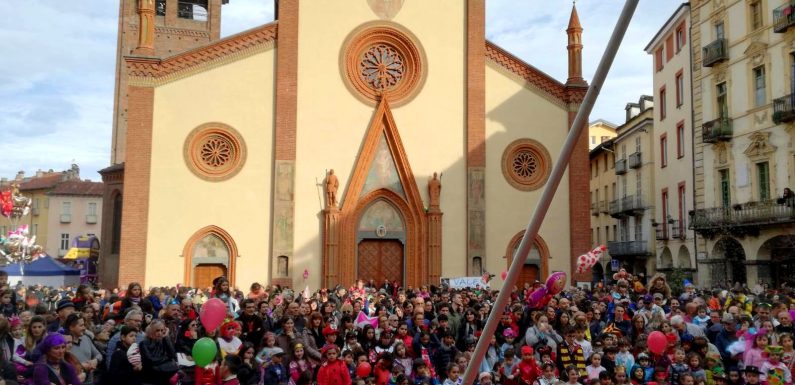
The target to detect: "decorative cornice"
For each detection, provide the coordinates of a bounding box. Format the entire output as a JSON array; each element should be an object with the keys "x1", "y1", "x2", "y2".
[
  {"x1": 126, "y1": 22, "x2": 278, "y2": 86},
  {"x1": 485, "y1": 41, "x2": 568, "y2": 105},
  {"x1": 155, "y1": 26, "x2": 211, "y2": 38}
]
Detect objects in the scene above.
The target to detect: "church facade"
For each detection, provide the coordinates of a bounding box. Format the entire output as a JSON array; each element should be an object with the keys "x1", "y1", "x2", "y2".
[{"x1": 99, "y1": 0, "x2": 592, "y2": 290}]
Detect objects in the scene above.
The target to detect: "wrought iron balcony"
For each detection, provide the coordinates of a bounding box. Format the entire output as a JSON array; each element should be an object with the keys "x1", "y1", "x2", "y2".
[
  {"x1": 629, "y1": 152, "x2": 642, "y2": 169},
  {"x1": 615, "y1": 159, "x2": 627, "y2": 175},
  {"x1": 774, "y1": 2, "x2": 795, "y2": 33},
  {"x1": 690, "y1": 199, "x2": 795, "y2": 232},
  {"x1": 702, "y1": 117, "x2": 733, "y2": 143},
  {"x1": 599, "y1": 200, "x2": 609, "y2": 214},
  {"x1": 592, "y1": 202, "x2": 600, "y2": 216},
  {"x1": 702, "y1": 38, "x2": 728, "y2": 67},
  {"x1": 774, "y1": 93, "x2": 795, "y2": 124},
  {"x1": 656, "y1": 226, "x2": 669, "y2": 240},
  {"x1": 607, "y1": 240, "x2": 651, "y2": 257},
  {"x1": 609, "y1": 199, "x2": 622, "y2": 217},
  {"x1": 670, "y1": 219, "x2": 686, "y2": 240}
]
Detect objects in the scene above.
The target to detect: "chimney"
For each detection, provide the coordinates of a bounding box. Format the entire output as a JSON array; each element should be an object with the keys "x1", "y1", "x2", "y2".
[
  {"x1": 35, "y1": 169, "x2": 44, "y2": 178},
  {"x1": 15, "y1": 171, "x2": 24, "y2": 181}
]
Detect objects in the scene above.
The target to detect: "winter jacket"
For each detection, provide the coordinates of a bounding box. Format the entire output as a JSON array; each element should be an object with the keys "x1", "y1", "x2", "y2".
[{"x1": 317, "y1": 359, "x2": 350, "y2": 385}]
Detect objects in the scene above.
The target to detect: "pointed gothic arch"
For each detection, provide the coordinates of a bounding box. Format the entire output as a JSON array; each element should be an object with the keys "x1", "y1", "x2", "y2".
[
  {"x1": 182, "y1": 225, "x2": 238, "y2": 287},
  {"x1": 324, "y1": 98, "x2": 438, "y2": 287}
]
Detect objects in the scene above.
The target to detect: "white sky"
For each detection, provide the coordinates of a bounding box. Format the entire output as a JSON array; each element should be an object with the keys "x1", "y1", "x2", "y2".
[{"x1": 0, "y1": 0, "x2": 682, "y2": 180}]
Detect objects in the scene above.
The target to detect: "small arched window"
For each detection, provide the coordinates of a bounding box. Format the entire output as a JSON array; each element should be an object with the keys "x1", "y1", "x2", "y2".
[
  {"x1": 277, "y1": 255, "x2": 289, "y2": 277},
  {"x1": 111, "y1": 192, "x2": 123, "y2": 254}
]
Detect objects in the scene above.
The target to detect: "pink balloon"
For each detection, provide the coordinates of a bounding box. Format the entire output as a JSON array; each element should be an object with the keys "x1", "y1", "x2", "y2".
[
  {"x1": 647, "y1": 331, "x2": 667, "y2": 354},
  {"x1": 501, "y1": 271, "x2": 508, "y2": 280},
  {"x1": 200, "y1": 298, "x2": 227, "y2": 331},
  {"x1": 527, "y1": 287, "x2": 547, "y2": 308},
  {"x1": 545, "y1": 272, "x2": 567, "y2": 295}
]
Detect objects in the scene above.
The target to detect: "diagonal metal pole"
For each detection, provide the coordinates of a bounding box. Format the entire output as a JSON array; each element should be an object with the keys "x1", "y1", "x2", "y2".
[{"x1": 462, "y1": 1, "x2": 639, "y2": 383}]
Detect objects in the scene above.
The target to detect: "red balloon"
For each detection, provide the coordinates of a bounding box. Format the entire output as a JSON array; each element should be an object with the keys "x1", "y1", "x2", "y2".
[
  {"x1": 356, "y1": 362, "x2": 372, "y2": 378},
  {"x1": 647, "y1": 331, "x2": 667, "y2": 354},
  {"x1": 200, "y1": 298, "x2": 227, "y2": 331}
]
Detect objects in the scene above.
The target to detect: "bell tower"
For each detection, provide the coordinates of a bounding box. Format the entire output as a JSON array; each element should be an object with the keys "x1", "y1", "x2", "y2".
[
  {"x1": 111, "y1": 0, "x2": 228, "y2": 165},
  {"x1": 566, "y1": 3, "x2": 585, "y2": 86}
]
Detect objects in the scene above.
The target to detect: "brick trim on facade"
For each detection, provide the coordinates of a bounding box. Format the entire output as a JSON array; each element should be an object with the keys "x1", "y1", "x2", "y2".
[
  {"x1": 118, "y1": 86, "x2": 155, "y2": 288},
  {"x1": 182, "y1": 225, "x2": 238, "y2": 286},
  {"x1": 485, "y1": 41, "x2": 568, "y2": 103}
]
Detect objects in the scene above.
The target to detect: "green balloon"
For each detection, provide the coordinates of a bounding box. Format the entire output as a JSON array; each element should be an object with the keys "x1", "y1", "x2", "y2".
[{"x1": 192, "y1": 337, "x2": 218, "y2": 368}]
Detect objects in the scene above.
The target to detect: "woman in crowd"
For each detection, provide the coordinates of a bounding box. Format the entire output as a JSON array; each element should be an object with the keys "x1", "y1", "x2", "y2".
[{"x1": 32, "y1": 333, "x2": 82, "y2": 385}]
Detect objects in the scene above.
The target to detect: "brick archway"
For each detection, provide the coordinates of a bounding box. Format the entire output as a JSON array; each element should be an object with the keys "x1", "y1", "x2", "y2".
[
  {"x1": 182, "y1": 225, "x2": 238, "y2": 287},
  {"x1": 505, "y1": 230, "x2": 550, "y2": 280}
]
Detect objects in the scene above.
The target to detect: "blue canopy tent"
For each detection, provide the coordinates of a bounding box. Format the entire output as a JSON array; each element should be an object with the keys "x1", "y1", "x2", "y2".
[{"x1": 2, "y1": 256, "x2": 80, "y2": 287}]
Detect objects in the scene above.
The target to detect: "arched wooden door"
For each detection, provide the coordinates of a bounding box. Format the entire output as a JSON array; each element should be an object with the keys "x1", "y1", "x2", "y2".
[
  {"x1": 194, "y1": 264, "x2": 227, "y2": 290},
  {"x1": 357, "y1": 240, "x2": 404, "y2": 284}
]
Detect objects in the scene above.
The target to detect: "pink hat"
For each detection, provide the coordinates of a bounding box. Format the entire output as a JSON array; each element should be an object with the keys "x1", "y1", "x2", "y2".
[{"x1": 503, "y1": 329, "x2": 517, "y2": 338}]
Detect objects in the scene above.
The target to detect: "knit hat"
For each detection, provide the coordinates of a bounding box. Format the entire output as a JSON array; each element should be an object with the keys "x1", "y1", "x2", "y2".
[
  {"x1": 127, "y1": 342, "x2": 142, "y2": 367},
  {"x1": 502, "y1": 329, "x2": 517, "y2": 338},
  {"x1": 56, "y1": 299, "x2": 75, "y2": 312},
  {"x1": 521, "y1": 346, "x2": 533, "y2": 356},
  {"x1": 322, "y1": 325, "x2": 338, "y2": 336}
]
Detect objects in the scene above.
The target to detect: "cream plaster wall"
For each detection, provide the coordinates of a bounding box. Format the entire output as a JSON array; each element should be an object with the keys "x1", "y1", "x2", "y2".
[
  {"x1": 483, "y1": 63, "x2": 571, "y2": 286},
  {"x1": 589, "y1": 123, "x2": 617, "y2": 150},
  {"x1": 292, "y1": 1, "x2": 467, "y2": 288},
  {"x1": 147, "y1": 49, "x2": 276, "y2": 287},
  {"x1": 649, "y1": 10, "x2": 696, "y2": 270},
  {"x1": 46, "y1": 195, "x2": 103, "y2": 257}
]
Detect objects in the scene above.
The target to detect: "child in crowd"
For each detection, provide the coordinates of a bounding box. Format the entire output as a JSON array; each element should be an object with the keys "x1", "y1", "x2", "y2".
[
  {"x1": 586, "y1": 353, "x2": 606, "y2": 381},
  {"x1": 760, "y1": 345, "x2": 791, "y2": 385}
]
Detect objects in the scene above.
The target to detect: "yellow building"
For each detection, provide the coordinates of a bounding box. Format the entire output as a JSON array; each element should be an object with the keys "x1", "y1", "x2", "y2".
[
  {"x1": 100, "y1": 0, "x2": 593, "y2": 290},
  {"x1": 690, "y1": 0, "x2": 795, "y2": 287},
  {"x1": 607, "y1": 96, "x2": 657, "y2": 278},
  {"x1": 645, "y1": 4, "x2": 698, "y2": 280},
  {"x1": 589, "y1": 120, "x2": 618, "y2": 151}
]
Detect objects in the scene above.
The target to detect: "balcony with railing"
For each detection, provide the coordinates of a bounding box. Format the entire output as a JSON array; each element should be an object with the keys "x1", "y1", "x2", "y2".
[
  {"x1": 774, "y1": 2, "x2": 795, "y2": 33},
  {"x1": 690, "y1": 199, "x2": 795, "y2": 232},
  {"x1": 609, "y1": 199, "x2": 622, "y2": 217},
  {"x1": 607, "y1": 240, "x2": 651, "y2": 257},
  {"x1": 629, "y1": 151, "x2": 642, "y2": 169},
  {"x1": 591, "y1": 202, "x2": 600, "y2": 216},
  {"x1": 671, "y1": 219, "x2": 686, "y2": 239},
  {"x1": 615, "y1": 158, "x2": 627, "y2": 175},
  {"x1": 774, "y1": 93, "x2": 795, "y2": 124},
  {"x1": 703, "y1": 38, "x2": 728, "y2": 67},
  {"x1": 702, "y1": 117, "x2": 733, "y2": 143},
  {"x1": 656, "y1": 226, "x2": 669, "y2": 240},
  {"x1": 599, "y1": 200, "x2": 609, "y2": 214}
]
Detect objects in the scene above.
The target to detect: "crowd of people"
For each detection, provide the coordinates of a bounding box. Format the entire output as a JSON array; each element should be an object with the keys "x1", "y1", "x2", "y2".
[{"x1": 0, "y1": 269, "x2": 792, "y2": 385}]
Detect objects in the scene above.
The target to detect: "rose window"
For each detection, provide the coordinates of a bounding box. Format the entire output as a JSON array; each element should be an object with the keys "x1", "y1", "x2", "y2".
[
  {"x1": 360, "y1": 44, "x2": 405, "y2": 91},
  {"x1": 512, "y1": 150, "x2": 539, "y2": 180},
  {"x1": 184, "y1": 123, "x2": 246, "y2": 181},
  {"x1": 502, "y1": 139, "x2": 551, "y2": 191}
]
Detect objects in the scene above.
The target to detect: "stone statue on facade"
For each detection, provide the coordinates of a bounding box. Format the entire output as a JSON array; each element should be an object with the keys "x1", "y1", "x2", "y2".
[
  {"x1": 428, "y1": 172, "x2": 441, "y2": 209},
  {"x1": 326, "y1": 169, "x2": 339, "y2": 208}
]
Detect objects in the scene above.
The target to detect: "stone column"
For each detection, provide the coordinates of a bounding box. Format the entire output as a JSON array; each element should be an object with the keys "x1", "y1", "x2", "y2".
[
  {"x1": 133, "y1": 0, "x2": 155, "y2": 56},
  {"x1": 323, "y1": 207, "x2": 340, "y2": 287}
]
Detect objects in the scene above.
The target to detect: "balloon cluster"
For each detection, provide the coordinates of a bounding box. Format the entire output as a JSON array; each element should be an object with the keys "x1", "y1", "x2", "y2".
[
  {"x1": 575, "y1": 245, "x2": 608, "y2": 274},
  {"x1": 0, "y1": 225, "x2": 43, "y2": 266},
  {"x1": 0, "y1": 185, "x2": 31, "y2": 220},
  {"x1": 526, "y1": 272, "x2": 567, "y2": 309}
]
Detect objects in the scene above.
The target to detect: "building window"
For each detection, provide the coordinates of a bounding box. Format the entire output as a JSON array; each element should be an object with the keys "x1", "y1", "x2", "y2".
[
  {"x1": 753, "y1": 65, "x2": 766, "y2": 107},
  {"x1": 62, "y1": 202, "x2": 71, "y2": 215},
  {"x1": 655, "y1": 48, "x2": 663, "y2": 71},
  {"x1": 156, "y1": 0, "x2": 166, "y2": 16},
  {"x1": 676, "y1": 121, "x2": 685, "y2": 158},
  {"x1": 715, "y1": 22, "x2": 725, "y2": 40},
  {"x1": 660, "y1": 134, "x2": 668, "y2": 167},
  {"x1": 87, "y1": 202, "x2": 97, "y2": 216},
  {"x1": 660, "y1": 86, "x2": 667, "y2": 120},
  {"x1": 717, "y1": 82, "x2": 728, "y2": 119},
  {"x1": 634, "y1": 217, "x2": 643, "y2": 241},
  {"x1": 675, "y1": 71, "x2": 684, "y2": 107},
  {"x1": 636, "y1": 169, "x2": 642, "y2": 197},
  {"x1": 719, "y1": 169, "x2": 731, "y2": 207},
  {"x1": 662, "y1": 189, "x2": 670, "y2": 235},
  {"x1": 676, "y1": 23, "x2": 686, "y2": 52},
  {"x1": 60, "y1": 234, "x2": 70, "y2": 251},
  {"x1": 472, "y1": 257, "x2": 483, "y2": 276},
  {"x1": 277, "y1": 255, "x2": 289, "y2": 277},
  {"x1": 678, "y1": 183, "x2": 686, "y2": 225},
  {"x1": 757, "y1": 162, "x2": 770, "y2": 201},
  {"x1": 32, "y1": 224, "x2": 37, "y2": 236},
  {"x1": 597, "y1": 227, "x2": 601, "y2": 245},
  {"x1": 604, "y1": 155, "x2": 609, "y2": 172},
  {"x1": 111, "y1": 193, "x2": 123, "y2": 254},
  {"x1": 502, "y1": 139, "x2": 552, "y2": 191},
  {"x1": 750, "y1": 1, "x2": 763, "y2": 31},
  {"x1": 666, "y1": 36, "x2": 674, "y2": 61},
  {"x1": 591, "y1": 136, "x2": 596, "y2": 145},
  {"x1": 635, "y1": 136, "x2": 641, "y2": 154}
]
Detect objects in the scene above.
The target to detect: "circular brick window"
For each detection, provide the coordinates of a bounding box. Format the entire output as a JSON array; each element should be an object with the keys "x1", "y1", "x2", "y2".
[
  {"x1": 341, "y1": 22, "x2": 426, "y2": 106},
  {"x1": 184, "y1": 123, "x2": 246, "y2": 181},
  {"x1": 502, "y1": 139, "x2": 551, "y2": 191}
]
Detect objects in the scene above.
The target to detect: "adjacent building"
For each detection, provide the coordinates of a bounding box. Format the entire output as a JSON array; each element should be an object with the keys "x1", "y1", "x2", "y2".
[
  {"x1": 645, "y1": 3, "x2": 698, "y2": 280},
  {"x1": 607, "y1": 96, "x2": 657, "y2": 278},
  {"x1": 589, "y1": 138, "x2": 617, "y2": 283},
  {"x1": 46, "y1": 181, "x2": 104, "y2": 258},
  {"x1": 589, "y1": 119, "x2": 618, "y2": 150},
  {"x1": 690, "y1": 0, "x2": 795, "y2": 287}
]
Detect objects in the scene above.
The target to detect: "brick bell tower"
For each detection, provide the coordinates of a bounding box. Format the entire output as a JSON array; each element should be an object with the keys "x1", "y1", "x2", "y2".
[{"x1": 99, "y1": 0, "x2": 228, "y2": 288}]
